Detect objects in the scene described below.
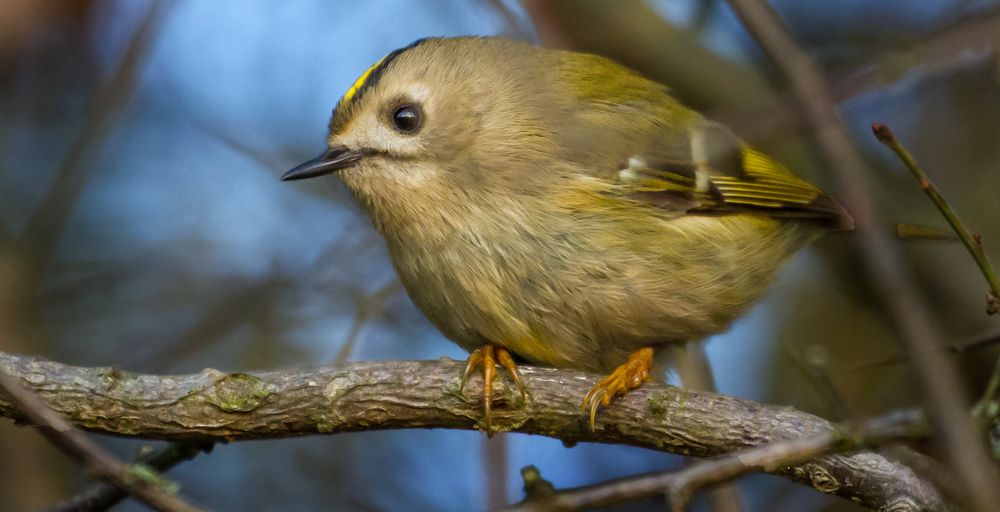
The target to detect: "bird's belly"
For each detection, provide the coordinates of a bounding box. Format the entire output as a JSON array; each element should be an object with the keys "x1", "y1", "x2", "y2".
[
  {"x1": 388, "y1": 230, "x2": 556, "y2": 359},
  {"x1": 387, "y1": 213, "x2": 807, "y2": 373}
]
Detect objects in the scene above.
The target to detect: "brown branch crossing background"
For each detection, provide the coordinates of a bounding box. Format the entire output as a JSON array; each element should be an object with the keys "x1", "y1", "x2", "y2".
[{"x1": 0, "y1": 351, "x2": 946, "y2": 511}]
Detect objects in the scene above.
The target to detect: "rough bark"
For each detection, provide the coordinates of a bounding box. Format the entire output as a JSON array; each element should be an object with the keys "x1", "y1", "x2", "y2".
[{"x1": 0, "y1": 351, "x2": 946, "y2": 511}]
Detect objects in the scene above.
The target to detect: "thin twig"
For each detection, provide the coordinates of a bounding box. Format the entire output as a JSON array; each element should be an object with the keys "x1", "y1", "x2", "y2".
[
  {"x1": 954, "y1": 329, "x2": 1000, "y2": 354},
  {"x1": 0, "y1": 351, "x2": 948, "y2": 511},
  {"x1": 873, "y1": 123, "x2": 1000, "y2": 315},
  {"x1": 0, "y1": 371, "x2": 201, "y2": 512},
  {"x1": 844, "y1": 328, "x2": 1000, "y2": 373},
  {"x1": 973, "y1": 357, "x2": 1000, "y2": 423},
  {"x1": 870, "y1": 122, "x2": 1000, "y2": 425},
  {"x1": 44, "y1": 442, "x2": 211, "y2": 512},
  {"x1": 724, "y1": 1, "x2": 1000, "y2": 510},
  {"x1": 896, "y1": 223, "x2": 959, "y2": 242},
  {"x1": 502, "y1": 410, "x2": 928, "y2": 512}
]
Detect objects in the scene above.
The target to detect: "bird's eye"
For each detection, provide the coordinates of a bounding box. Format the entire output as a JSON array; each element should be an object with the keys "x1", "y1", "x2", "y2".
[{"x1": 391, "y1": 104, "x2": 422, "y2": 134}]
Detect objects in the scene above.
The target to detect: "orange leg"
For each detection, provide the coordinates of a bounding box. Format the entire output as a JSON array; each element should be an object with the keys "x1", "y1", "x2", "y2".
[
  {"x1": 460, "y1": 345, "x2": 526, "y2": 435},
  {"x1": 582, "y1": 347, "x2": 654, "y2": 430}
]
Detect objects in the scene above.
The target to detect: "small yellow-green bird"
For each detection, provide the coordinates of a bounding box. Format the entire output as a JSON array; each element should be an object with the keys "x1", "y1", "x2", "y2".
[{"x1": 283, "y1": 36, "x2": 851, "y2": 431}]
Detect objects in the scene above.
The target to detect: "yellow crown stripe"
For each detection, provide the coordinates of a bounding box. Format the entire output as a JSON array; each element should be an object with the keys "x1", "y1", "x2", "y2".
[{"x1": 342, "y1": 54, "x2": 390, "y2": 105}]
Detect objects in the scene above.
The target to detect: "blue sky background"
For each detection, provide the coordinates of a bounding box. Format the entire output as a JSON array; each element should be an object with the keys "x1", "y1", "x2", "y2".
[{"x1": 4, "y1": 0, "x2": 1000, "y2": 510}]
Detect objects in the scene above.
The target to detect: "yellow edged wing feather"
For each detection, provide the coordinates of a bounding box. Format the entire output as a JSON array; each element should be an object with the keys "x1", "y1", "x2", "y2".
[{"x1": 616, "y1": 123, "x2": 852, "y2": 229}]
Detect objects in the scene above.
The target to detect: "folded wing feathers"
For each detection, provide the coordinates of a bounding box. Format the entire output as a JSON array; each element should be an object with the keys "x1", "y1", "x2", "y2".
[{"x1": 618, "y1": 128, "x2": 851, "y2": 229}]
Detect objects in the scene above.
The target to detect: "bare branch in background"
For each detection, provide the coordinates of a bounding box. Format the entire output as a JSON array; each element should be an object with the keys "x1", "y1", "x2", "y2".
[
  {"x1": 0, "y1": 369, "x2": 201, "y2": 512},
  {"x1": 872, "y1": 122, "x2": 1000, "y2": 315},
  {"x1": 503, "y1": 410, "x2": 928, "y2": 512},
  {"x1": 895, "y1": 223, "x2": 959, "y2": 243},
  {"x1": 521, "y1": 1, "x2": 1000, "y2": 147},
  {"x1": 192, "y1": 116, "x2": 295, "y2": 176},
  {"x1": 724, "y1": 1, "x2": 1000, "y2": 510},
  {"x1": 331, "y1": 280, "x2": 402, "y2": 365},
  {"x1": 487, "y1": 0, "x2": 534, "y2": 40},
  {"x1": 43, "y1": 442, "x2": 211, "y2": 512},
  {"x1": 19, "y1": 2, "x2": 169, "y2": 266},
  {"x1": 690, "y1": 0, "x2": 719, "y2": 33},
  {"x1": 869, "y1": 120, "x2": 1000, "y2": 460},
  {"x1": 0, "y1": 221, "x2": 11, "y2": 244},
  {"x1": 484, "y1": 433, "x2": 509, "y2": 511},
  {"x1": 780, "y1": 339, "x2": 850, "y2": 421},
  {"x1": 954, "y1": 328, "x2": 1000, "y2": 354},
  {"x1": 831, "y1": 5, "x2": 1000, "y2": 99},
  {"x1": 0, "y1": 351, "x2": 948, "y2": 511},
  {"x1": 139, "y1": 275, "x2": 294, "y2": 372},
  {"x1": 845, "y1": 328, "x2": 1000, "y2": 373},
  {"x1": 975, "y1": 357, "x2": 1000, "y2": 422},
  {"x1": 521, "y1": 0, "x2": 776, "y2": 114}
]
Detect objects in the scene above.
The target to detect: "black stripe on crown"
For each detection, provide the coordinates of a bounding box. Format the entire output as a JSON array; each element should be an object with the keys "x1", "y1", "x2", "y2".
[{"x1": 329, "y1": 37, "x2": 432, "y2": 132}]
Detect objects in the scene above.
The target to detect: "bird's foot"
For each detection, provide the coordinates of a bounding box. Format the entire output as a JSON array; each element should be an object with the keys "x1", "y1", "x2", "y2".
[
  {"x1": 582, "y1": 348, "x2": 653, "y2": 430},
  {"x1": 460, "y1": 345, "x2": 526, "y2": 436}
]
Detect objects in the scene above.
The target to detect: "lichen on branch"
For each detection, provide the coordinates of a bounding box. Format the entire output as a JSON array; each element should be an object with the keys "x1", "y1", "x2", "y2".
[{"x1": 0, "y1": 351, "x2": 945, "y2": 511}]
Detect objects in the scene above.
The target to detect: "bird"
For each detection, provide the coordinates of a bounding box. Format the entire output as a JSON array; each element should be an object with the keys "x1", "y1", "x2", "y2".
[{"x1": 282, "y1": 36, "x2": 852, "y2": 433}]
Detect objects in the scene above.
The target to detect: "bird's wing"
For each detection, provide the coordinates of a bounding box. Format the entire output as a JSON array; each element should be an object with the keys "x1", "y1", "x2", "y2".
[{"x1": 613, "y1": 121, "x2": 852, "y2": 229}]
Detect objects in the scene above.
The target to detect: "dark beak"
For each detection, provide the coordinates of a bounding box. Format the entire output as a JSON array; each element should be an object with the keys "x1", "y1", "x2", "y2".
[{"x1": 281, "y1": 145, "x2": 365, "y2": 181}]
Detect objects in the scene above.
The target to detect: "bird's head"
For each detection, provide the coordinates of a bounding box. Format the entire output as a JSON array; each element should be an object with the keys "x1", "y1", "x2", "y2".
[{"x1": 282, "y1": 37, "x2": 563, "y2": 215}]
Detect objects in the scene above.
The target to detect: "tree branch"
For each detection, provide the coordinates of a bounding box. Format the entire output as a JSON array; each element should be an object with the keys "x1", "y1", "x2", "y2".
[
  {"x1": 503, "y1": 410, "x2": 928, "y2": 511},
  {"x1": 43, "y1": 442, "x2": 210, "y2": 512},
  {"x1": 870, "y1": 123, "x2": 1000, "y2": 449},
  {"x1": 872, "y1": 123, "x2": 1000, "y2": 315},
  {"x1": 0, "y1": 369, "x2": 201, "y2": 512},
  {"x1": 724, "y1": 1, "x2": 1000, "y2": 510},
  {"x1": 521, "y1": 0, "x2": 776, "y2": 114},
  {"x1": 0, "y1": 351, "x2": 947, "y2": 511}
]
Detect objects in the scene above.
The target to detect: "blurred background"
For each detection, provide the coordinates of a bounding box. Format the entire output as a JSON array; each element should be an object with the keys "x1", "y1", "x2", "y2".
[{"x1": 1, "y1": 0, "x2": 999, "y2": 510}]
